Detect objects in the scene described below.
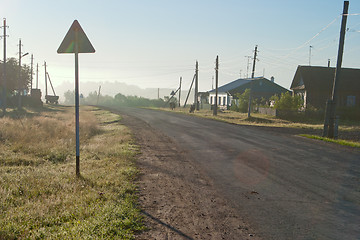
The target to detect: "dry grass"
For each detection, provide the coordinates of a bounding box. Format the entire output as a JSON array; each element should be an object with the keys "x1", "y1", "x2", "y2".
[
  {"x1": 157, "y1": 107, "x2": 360, "y2": 131},
  {"x1": 0, "y1": 105, "x2": 144, "y2": 239}
]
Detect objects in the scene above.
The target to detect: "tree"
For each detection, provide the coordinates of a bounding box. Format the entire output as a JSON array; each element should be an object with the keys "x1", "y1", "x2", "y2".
[
  {"x1": 233, "y1": 89, "x2": 250, "y2": 113},
  {"x1": 63, "y1": 90, "x2": 75, "y2": 105},
  {"x1": 0, "y1": 58, "x2": 31, "y2": 94},
  {"x1": 270, "y1": 92, "x2": 303, "y2": 111},
  {"x1": 114, "y1": 93, "x2": 127, "y2": 104}
]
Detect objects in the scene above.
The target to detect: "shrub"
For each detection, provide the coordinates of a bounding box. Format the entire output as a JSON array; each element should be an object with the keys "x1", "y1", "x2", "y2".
[
  {"x1": 271, "y1": 92, "x2": 303, "y2": 111},
  {"x1": 230, "y1": 100, "x2": 239, "y2": 112},
  {"x1": 233, "y1": 89, "x2": 250, "y2": 113}
]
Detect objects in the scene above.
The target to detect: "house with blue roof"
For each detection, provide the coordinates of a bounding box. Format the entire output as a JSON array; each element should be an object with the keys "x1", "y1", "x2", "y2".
[{"x1": 208, "y1": 77, "x2": 290, "y2": 109}]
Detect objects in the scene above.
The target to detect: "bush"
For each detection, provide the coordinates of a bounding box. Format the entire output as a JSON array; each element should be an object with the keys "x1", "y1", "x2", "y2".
[
  {"x1": 271, "y1": 92, "x2": 303, "y2": 111},
  {"x1": 232, "y1": 89, "x2": 250, "y2": 113},
  {"x1": 230, "y1": 100, "x2": 239, "y2": 112}
]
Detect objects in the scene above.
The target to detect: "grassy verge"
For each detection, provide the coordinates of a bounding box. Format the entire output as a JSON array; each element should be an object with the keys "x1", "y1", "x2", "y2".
[
  {"x1": 154, "y1": 107, "x2": 360, "y2": 132},
  {"x1": 299, "y1": 134, "x2": 360, "y2": 148},
  {"x1": 0, "y1": 105, "x2": 144, "y2": 239},
  {"x1": 152, "y1": 107, "x2": 323, "y2": 128}
]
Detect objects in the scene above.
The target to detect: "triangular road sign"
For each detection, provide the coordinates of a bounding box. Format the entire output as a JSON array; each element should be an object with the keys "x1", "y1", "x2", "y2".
[{"x1": 57, "y1": 20, "x2": 95, "y2": 54}]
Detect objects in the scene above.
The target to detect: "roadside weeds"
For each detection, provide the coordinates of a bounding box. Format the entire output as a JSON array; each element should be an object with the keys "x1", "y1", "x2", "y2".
[
  {"x1": 0, "y1": 106, "x2": 144, "y2": 239},
  {"x1": 151, "y1": 107, "x2": 360, "y2": 145}
]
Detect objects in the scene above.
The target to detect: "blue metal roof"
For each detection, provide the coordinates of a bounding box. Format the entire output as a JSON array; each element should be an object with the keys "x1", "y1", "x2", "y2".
[{"x1": 208, "y1": 78, "x2": 252, "y2": 93}]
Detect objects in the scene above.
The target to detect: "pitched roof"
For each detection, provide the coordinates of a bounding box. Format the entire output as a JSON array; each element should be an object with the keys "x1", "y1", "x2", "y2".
[
  {"x1": 208, "y1": 78, "x2": 253, "y2": 93},
  {"x1": 229, "y1": 77, "x2": 290, "y2": 95},
  {"x1": 290, "y1": 65, "x2": 360, "y2": 91},
  {"x1": 209, "y1": 77, "x2": 290, "y2": 97}
]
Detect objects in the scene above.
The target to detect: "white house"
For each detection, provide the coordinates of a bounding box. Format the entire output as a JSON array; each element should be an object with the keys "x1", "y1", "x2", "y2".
[
  {"x1": 208, "y1": 77, "x2": 290, "y2": 109},
  {"x1": 208, "y1": 79, "x2": 251, "y2": 108}
]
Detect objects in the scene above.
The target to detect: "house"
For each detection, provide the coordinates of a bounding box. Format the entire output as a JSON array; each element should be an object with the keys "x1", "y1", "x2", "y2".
[
  {"x1": 208, "y1": 77, "x2": 290, "y2": 108},
  {"x1": 290, "y1": 65, "x2": 360, "y2": 109}
]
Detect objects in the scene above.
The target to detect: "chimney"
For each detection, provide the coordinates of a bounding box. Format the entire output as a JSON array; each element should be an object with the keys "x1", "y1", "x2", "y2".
[{"x1": 270, "y1": 76, "x2": 274, "y2": 82}]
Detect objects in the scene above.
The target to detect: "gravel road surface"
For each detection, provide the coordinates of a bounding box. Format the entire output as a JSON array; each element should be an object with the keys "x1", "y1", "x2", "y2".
[{"x1": 110, "y1": 107, "x2": 359, "y2": 240}]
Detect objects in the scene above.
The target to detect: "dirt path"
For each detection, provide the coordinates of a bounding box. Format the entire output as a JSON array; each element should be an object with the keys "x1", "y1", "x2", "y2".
[{"x1": 119, "y1": 114, "x2": 259, "y2": 240}]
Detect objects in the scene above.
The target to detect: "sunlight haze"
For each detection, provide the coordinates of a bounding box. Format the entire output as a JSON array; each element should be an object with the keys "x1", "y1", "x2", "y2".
[{"x1": 1, "y1": 0, "x2": 359, "y2": 98}]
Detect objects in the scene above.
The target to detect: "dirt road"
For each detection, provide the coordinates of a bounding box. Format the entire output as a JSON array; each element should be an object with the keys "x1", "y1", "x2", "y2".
[
  {"x1": 119, "y1": 113, "x2": 258, "y2": 239},
  {"x1": 110, "y1": 107, "x2": 359, "y2": 240}
]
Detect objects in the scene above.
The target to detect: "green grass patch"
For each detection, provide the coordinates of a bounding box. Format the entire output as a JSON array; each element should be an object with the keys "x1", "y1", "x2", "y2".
[
  {"x1": 0, "y1": 105, "x2": 144, "y2": 239},
  {"x1": 300, "y1": 134, "x2": 360, "y2": 148}
]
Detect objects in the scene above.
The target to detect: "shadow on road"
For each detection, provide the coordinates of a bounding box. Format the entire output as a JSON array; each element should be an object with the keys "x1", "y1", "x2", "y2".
[{"x1": 141, "y1": 210, "x2": 194, "y2": 240}]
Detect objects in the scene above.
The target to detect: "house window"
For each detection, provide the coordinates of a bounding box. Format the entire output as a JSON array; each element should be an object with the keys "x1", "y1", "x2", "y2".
[
  {"x1": 218, "y1": 97, "x2": 221, "y2": 105},
  {"x1": 210, "y1": 96, "x2": 213, "y2": 105},
  {"x1": 223, "y1": 96, "x2": 226, "y2": 106},
  {"x1": 347, "y1": 96, "x2": 356, "y2": 106}
]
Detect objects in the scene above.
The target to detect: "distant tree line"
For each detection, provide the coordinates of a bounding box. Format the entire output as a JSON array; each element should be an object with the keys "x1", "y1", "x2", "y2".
[{"x1": 63, "y1": 90, "x2": 166, "y2": 108}]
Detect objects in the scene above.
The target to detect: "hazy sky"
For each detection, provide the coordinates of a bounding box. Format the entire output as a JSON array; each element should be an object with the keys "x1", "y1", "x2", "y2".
[{"x1": 1, "y1": 0, "x2": 360, "y2": 96}]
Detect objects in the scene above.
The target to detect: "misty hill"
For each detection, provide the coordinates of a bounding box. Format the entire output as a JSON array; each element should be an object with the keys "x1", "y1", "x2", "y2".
[{"x1": 54, "y1": 81, "x2": 194, "y2": 104}]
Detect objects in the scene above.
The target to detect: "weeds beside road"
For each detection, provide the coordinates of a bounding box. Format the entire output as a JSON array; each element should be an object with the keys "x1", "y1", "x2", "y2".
[
  {"x1": 0, "y1": 106, "x2": 144, "y2": 239},
  {"x1": 156, "y1": 107, "x2": 360, "y2": 144}
]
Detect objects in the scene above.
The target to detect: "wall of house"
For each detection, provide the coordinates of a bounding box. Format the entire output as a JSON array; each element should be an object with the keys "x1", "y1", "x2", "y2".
[
  {"x1": 294, "y1": 89, "x2": 307, "y2": 108},
  {"x1": 294, "y1": 90, "x2": 360, "y2": 110},
  {"x1": 209, "y1": 93, "x2": 231, "y2": 107}
]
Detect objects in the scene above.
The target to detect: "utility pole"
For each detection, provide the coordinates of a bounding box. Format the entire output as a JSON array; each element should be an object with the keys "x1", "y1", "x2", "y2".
[
  {"x1": 18, "y1": 39, "x2": 22, "y2": 109},
  {"x1": 245, "y1": 56, "x2": 251, "y2": 78},
  {"x1": 17, "y1": 39, "x2": 28, "y2": 109},
  {"x1": 44, "y1": 61, "x2": 48, "y2": 98},
  {"x1": 309, "y1": 46, "x2": 313, "y2": 66},
  {"x1": 251, "y1": 45, "x2": 258, "y2": 78},
  {"x1": 36, "y1": 63, "x2": 39, "y2": 89},
  {"x1": 30, "y1": 54, "x2": 33, "y2": 91},
  {"x1": 248, "y1": 45, "x2": 258, "y2": 118},
  {"x1": 213, "y1": 55, "x2": 219, "y2": 116},
  {"x1": 324, "y1": 1, "x2": 349, "y2": 139},
  {"x1": 194, "y1": 61, "x2": 199, "y2": 110},
  {"x1": 178, "y1": 77, "x2": 182, "y2": 107},
  {"x1": 18, "y1": 39, "x2": 25, "y2": 109},
  {"x1": 328, "y1": 59, "x2": 331, "y2": 67},
  {"x1": 1, "y1": 18, "x2": 8, "y2": 115}
]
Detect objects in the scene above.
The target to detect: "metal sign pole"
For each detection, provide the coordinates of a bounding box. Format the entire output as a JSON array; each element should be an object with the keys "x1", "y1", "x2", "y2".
[
  {"x1": 75, "y1": 30, "x2": 80, "y2": 176},
  {"x1": 57, "y1": 20, "x2": 95, "y2": 177}
]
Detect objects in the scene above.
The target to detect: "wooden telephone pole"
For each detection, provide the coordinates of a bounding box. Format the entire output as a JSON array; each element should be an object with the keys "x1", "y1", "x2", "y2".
[
  {"x1": 323, "y1": 1, "x2": 349, "y2": 138},
  {"x1": 36, "y1": 63, "x2": 39, "y2": 89},
  {"x1": 213, "y1": 55, "x2": 219, "y2": 116},
  {"x1": 179, "y1": 77, "x2": 182, "y2": 107},
  {"x1": 251, "y1": 45, "x2": 258, "y2": 78},
  {"x1": 30, "y1": 54, "x2": 33, "y2": 90},
  {"x1": 248, "y1": 45, "x2": 258, "y2": 118},
  {"x1": 194, "y1": 61, "x2": 199, "y2": 110},
  {"x1": 44, "y1": 61, "x2": 48, "y2": 98},
  {"x1": 18, "y1": 39, "x2": 28, "y2": 109},
  {"x1": 2, "y1": 18, "x2": 8, "y2": 115}
]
